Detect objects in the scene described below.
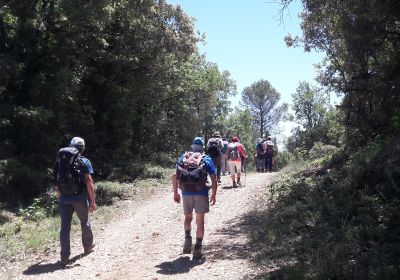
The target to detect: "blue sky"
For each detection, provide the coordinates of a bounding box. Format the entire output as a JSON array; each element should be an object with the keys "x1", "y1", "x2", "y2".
[
  {"x1": 168, "y1": 0, "x2": 324, "y2": 105},
  {"x1": 167, "y1": 0, "x2": 326, "y2": 141}
]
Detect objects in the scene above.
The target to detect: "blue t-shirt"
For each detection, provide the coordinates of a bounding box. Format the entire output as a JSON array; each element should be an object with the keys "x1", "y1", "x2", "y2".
[
  {"x1": 176, "y1": 153, "x2": 216, "y2": 196},
  {"x1": 59, "y1": 157, "x2": 93, "y2": 203}
]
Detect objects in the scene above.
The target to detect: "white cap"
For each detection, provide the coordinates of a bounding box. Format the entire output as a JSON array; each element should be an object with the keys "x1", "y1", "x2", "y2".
[{"x1": 70, "y1": 137, "x2": 85, "y2": 146}]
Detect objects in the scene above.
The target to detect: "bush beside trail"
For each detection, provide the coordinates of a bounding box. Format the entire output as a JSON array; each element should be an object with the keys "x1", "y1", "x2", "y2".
[{"x1": 249, "y1": 137, "x2": 400, "y2": 279}]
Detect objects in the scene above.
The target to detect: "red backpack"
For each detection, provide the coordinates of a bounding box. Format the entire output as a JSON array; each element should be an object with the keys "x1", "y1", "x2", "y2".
[{"x1": 177, "y1": 152, "x2": 207, "y2": 192}]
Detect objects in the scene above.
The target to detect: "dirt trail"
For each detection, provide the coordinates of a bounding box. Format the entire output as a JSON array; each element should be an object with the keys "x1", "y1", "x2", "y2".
[{"x1": 7, "y1": 172, "x2": 274, "y2": 280}]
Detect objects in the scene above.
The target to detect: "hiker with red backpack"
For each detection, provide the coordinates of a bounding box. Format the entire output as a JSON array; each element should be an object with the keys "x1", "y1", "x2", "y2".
[
  {"x1": 206, "y1": 131, "x2": 223, "y2": 184},
  {"x1": 172, "y1": 137, "x2": 218, "y2": 259},
  {"x1": 264, "y1": 136, "x2": 275, "y2": 172},
  {"x1": 53, "y1": 137, "x2": 96, "y2": 268},
  {"x1": 226, "y1": 136, "x2": 248, "y2": 187}
]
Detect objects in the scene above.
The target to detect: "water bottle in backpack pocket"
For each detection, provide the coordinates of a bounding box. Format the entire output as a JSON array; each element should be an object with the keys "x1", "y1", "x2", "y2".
[{"x1": 55, "y1": 147, "x2": 84, "y2": 195}]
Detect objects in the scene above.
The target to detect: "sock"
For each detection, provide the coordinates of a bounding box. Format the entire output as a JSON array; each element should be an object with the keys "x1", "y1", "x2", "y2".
[
  {"x1": 195, "y1": 237, "x2": 203, "y2": 249},
  {"x1": 185, "y1": 230, "x2": 191, "y2": 238}
]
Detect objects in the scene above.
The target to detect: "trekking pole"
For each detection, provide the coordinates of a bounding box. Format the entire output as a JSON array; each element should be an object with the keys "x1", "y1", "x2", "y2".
[{"x1": 244, "y1": 158, "x2": 247, "y2": 187}]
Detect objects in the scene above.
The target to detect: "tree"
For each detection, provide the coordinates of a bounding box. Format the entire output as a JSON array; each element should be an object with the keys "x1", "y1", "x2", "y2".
[
  {"x1": 291, "y1": 81, "x2": 329, "y2": 130},
  {"x1": 223, "y1": 108, "x2": 257, "y2": 155},
  {"x1": 0, "y1": 0, "x2": 202, "y2": 205},
  {"x1": 241, "y1": 79, "x2": 287, "y2": 137},
  {"x1": 282, "y1": 0, "x2": 400, "y2": 146}
]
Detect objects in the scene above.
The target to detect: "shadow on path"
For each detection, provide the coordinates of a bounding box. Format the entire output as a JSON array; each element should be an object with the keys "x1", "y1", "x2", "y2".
[
  {"x1": 23, "y1": 253, "x2": 87, "y2": 275},
  {"x1": 155, "y1": 256, "x2": 205, "y2": 275},
  {"x1": 205, "y1": 211, "x2": 262, "y2": 262}
]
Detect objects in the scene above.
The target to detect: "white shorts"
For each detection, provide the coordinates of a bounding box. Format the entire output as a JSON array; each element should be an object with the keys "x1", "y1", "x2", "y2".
[{"x1": 227, "y1": 161, "x2": 242, "y2": 175}]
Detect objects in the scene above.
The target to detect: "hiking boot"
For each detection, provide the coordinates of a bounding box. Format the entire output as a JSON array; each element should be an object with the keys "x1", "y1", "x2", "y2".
[
  {"x1": 183, "y1": 237, "x2": 192, "y2": 254},
  {"x1": 217, "y1": 178, "x2": 221, "y2": 184},
  {"x1": 193, "y1": 245, "x2": 202, "y2": 259},
  {"x1": 84, "y1": 243, "x2": 96, "y2": 254},
  {"x1": 232, "y1": 181, "x2": 237, "y2": 188},
  {"x1": 237, "y1": 181, "x2": 242, "y2": 187},
  {"x1": 60, "y1": 258, "x2": 69, "y2": 269}
]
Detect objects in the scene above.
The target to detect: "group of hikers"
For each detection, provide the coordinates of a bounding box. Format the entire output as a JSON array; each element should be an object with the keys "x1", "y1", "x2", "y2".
[
  {"x1": 52, "y1": 133, "x2": 275, "y2": 267},
  {"x1": 253, "y1": 135, "x2": 276, "y2": 173}
]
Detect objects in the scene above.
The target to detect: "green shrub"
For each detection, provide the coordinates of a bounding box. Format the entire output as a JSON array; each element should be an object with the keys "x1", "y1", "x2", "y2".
[
  {"x1": 95, "y1": 181, "x2": 136, "y2": 205},
  {"x1": 308, "y1": 142, "x2": 338, "y2": 160},
  {"x1": 0, "y1": 159, "x2": 48, "y2": 206},
  {"x1": 142, "y1": 164, "x2": 167, "y2": 179}
]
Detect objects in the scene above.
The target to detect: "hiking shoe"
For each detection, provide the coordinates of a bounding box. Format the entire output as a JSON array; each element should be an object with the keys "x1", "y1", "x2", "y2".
[
  {"x1": 183, "y1": 237, "x2": 192, "y2": 254},
  {"x1": 232, "y1": 181, "x2": 237, "y2": 188},
  {"x1": 237, "y1": 181, "x2": 242, "y2": 187},
  {"x1": 84, "y1": 243, "x2": 96, "y2": 254},
  {"x1": 60, "y1": 259, "x2": 69, "y2": 269},
  {"x1": 217, "y1": 179, "x2": 221, "y2": 184},
  {"x1": 193, "y1": 245, "x2": 202, "y2": 259}
]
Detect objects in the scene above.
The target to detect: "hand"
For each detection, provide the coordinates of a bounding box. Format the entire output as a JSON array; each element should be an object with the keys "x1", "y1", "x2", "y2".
[
  {"x1": 209, "y1": 194, "x2": 216, "y2": 206},
  {"x1": 173, "y1": 193, "x2": 181, "y2": 203},
  {"x1": 54, "y1": 186, "x2": 60, "y2": 199},
  {"x1": 89, "y1": 202, "x2": 96, "y2": 213}
]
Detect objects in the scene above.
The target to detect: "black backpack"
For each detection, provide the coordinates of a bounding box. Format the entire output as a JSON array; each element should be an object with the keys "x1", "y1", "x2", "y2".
[
  {"x1": 256, "y1": 142, "x2": 265, "y2": 156},
  {"x1": 265, "y1": 140, "x2": 275, "y2": 155},
  {"x1": 177, "y1": 152, "x2": 208, "y2": 192},
  {"x1": 207, "y1": 138, "x2": 221, "y2": 158},
  {"x1": 55, "y1": 147, "x2": 85, "y2": 195}
]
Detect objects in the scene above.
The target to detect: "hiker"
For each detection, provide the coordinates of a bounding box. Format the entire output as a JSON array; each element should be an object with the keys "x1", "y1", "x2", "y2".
[
  {"x1": 264, "y1": 136, "x2": 275, "y2": 172},
  {"x1": 206, "y1": 131, "x2": 223, "y2": 184},
  {"x1": 220, "y1": 136, "x2": 229, "y2": 175},
  {"x1": 53, "y1": 137, "x2": 96, "y2": 268},
  {"x1": 226, "y1": 136, "x2": 248, "y2": 187},
  {"x1": 172, "y1": 137, "x2": 218, "y2": 259},
  {"x1": 254, "y1": 138, "x2": 266, "y2": 172}
]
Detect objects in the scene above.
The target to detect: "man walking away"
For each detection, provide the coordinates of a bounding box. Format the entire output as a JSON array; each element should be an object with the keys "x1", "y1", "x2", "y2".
[
  {"x1": 226, "y1": 136, "x2": 248, "y2": 187},
  {"x1": 206, "y1": 131, "x2": 223, "y2": 184},
  {"x1": 172, "y1": 137, "x2": 217, "y2": 259},
  {"x1": 264, "y1": 136, "x2": 275, "y2": 172},
  {"x1": 53, "y1": 137, "x2": 96, "y2": 268},
  {"x1": 220, "y1": 136, "x2": 229, "y2": 175},
  {"x1": 254, "y1": 138, "x2": 266, "y2": 172}
]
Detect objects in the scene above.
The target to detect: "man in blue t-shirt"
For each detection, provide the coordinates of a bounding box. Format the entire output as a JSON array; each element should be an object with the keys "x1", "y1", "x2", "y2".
[
  {"x1": 172, "y1": 136, "x2": 217, "y2": 259},
  {"x1": 53, "y1": 137, "x2": 97, "y2": 268}
]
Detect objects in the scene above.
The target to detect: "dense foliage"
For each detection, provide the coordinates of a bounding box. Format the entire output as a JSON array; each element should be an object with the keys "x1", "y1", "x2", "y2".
[
  {"x1": 0, "y1": 0, "x2": 237, "y2": 206},
  {"x1": 286, "y1": 81, "x2": 343, "y2": 158},
  {"x1": 284, "y1": 0, "x2": 400, "y2": 147},
  {"x1": 251, "y1": 0, "x2": 400, "y2": 278}
]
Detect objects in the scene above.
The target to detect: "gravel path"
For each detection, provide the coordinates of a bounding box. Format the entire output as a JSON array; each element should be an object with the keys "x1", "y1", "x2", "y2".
[{"x1": 6, "y1": 172, "x2": 274, "y2": 280}]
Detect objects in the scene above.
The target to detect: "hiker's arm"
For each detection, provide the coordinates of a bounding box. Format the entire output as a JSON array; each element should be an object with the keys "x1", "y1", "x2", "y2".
[
  {"x1": 85, "y1": 174, "x2": 96, "y2": 212},
  {"x1": 240, "y1": 145, "x2": 248, "y2": 158},
  {"x1": 172, "y1": 173, "x2": 181, "y2": 203},
  {"x1": 209, "y1": 174, "x2": 217, "y2": 205}
]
